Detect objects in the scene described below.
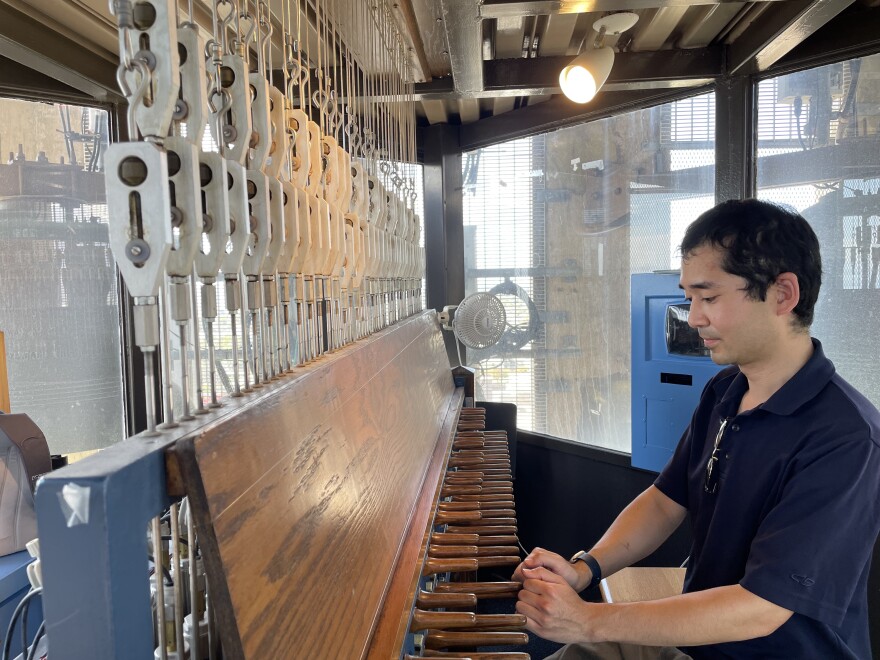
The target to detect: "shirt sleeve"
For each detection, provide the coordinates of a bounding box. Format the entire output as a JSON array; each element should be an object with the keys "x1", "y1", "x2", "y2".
[
  {"x1": 653, "y1": 420, "x2": 695, "y2": 510},
  {"x1": 740, "y1": 432, "x2": 880, "y2": 627}
]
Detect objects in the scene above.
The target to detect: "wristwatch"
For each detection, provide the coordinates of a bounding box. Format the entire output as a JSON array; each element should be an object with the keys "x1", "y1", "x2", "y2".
[{"x1": 570, "y1": 550, "x2": 602, "y2": 590}]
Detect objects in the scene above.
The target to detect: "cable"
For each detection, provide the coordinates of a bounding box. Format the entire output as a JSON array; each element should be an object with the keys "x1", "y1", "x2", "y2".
[
  {"x1": 147, "y1": 554, "x2": 174, "y2": 586},
  {"x1": 24, "y1": 622, "x2": 45, "y2": 660},
  {"x1": 2, "y1": 588, "x2": 42, "y2": 660},
  {"x1": 793, "y1": 96, "x2": 808, "y2": 152},
  {"x1": 20, "y1": 588, "x2": 32, "y2": 660}
]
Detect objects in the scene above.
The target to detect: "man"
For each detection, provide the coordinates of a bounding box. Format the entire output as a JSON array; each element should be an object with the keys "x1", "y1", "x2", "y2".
[{"x1": 514, "y1": 199, "x2": 880, "y2": 659}]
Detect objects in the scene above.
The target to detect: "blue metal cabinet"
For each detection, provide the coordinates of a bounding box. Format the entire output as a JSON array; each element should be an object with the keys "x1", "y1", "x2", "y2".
[{"x1": 631, "y1": 273, "x2": 723, "y2": 472}]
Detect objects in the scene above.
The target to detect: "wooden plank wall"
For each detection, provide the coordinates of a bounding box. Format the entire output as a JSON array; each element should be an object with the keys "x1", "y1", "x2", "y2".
[{"x1": 172, "y1": 312, "x2": 456, "y2": 659}]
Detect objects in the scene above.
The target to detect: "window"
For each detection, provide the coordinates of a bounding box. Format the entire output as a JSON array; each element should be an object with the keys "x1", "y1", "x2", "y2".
[
  {"x1": 757, "y1": 54, "x2": 880, "y2": 408},
  {"x1": 463, "y1": 93, "x2": 716, "y2": 451},
  {"x1": 0, "y1": 98, "x2": 122, "y2": 454}
]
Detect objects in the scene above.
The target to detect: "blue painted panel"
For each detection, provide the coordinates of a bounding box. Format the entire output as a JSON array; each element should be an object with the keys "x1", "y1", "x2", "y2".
[
  {"x1": 0, "y1": 551, "x2": 32, "y2": 603},
  {"x1": 34, "y1": 435, "x2": 172, "y2": 660},
  {"x1": 631, "y1": 273, "x2": 723, "y2": 472}
]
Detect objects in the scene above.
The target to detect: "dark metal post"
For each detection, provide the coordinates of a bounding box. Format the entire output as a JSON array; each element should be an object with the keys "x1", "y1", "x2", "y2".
[
  {"x1": 422, "y1": 123, "x2": 465, "y2": 366},
  {"x1": 715, "y1": 74, "x2": 756, "y2": 202}
]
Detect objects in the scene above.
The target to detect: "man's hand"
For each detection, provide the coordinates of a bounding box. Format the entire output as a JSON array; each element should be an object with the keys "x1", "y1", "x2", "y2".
[
  {"x1": 516, "y1": 566, "x2": 597, "y2": 644},
  {"x1": 512, "y1": 547, "x2": 591, "y2": 591}
]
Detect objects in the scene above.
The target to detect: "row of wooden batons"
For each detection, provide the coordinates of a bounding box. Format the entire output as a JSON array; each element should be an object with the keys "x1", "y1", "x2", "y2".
[{"x1": 405, "y1": 406, "x2": 531, "y2": 660}]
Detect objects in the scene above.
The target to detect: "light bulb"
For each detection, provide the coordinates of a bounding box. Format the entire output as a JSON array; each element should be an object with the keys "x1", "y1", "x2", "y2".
[
  {"x1": 560, "y1": 66, "x2": 599, "y2": 104},
  {"x1": 558, "y1": 47, "x2": 615, "y2": 105}
]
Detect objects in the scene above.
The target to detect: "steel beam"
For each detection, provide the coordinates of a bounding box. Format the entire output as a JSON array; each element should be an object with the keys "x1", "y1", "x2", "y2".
[
  {"x1": 771, "y1": 4, "x2": 880, "y2": 73},
  {"x1": 410, "y1": 77, "x2": 713, "y2": 100},
  {"x1": 412, "y1": 49, "x2": 721, "y2": 100},
  {"x1": 485, "y1": 49, "x2": 722, "y2": 90},
  {"x1": 481, "y1": 0, "x2": 791, "y2": 20},
  {"x1": 439, "y1": 0, "x2": 484, "y2": 93},
  {"x1": 0, "y1": 55, "x2": 96, "y2": 104},
  {"x1": 458, "y1": 86, "x2": 712, "y2": 152},
  {"x1": 756, "y1": 137, "x2": 880, "y2": 188},
  {"x1": 634, "y1": 136, "x2": 880, "y2": 194},
  {"x1": 726, "y1": 0, "x2": 857, "y2": 74},
  {"x1": 0, "y1": 3, "x2": 119, "y2": 101},
  {"x1": 389, "y1": 0, "x2": 433, "y2": 82}
]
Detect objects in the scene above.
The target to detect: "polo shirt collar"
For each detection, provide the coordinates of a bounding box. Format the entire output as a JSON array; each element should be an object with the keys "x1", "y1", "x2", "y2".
[{"x1": 713, "y1": 338, "x2": 835, "y2": 417}]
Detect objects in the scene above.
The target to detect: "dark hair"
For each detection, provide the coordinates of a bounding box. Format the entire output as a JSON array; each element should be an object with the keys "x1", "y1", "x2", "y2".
[{"x1": 680, "y1": 199, "x2": 822, "y2": 329}]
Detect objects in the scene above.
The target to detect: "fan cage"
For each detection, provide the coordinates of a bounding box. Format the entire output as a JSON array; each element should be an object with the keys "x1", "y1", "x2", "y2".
[{"x1": 453, "y1": 292, "x2": 507, "y2": 349}]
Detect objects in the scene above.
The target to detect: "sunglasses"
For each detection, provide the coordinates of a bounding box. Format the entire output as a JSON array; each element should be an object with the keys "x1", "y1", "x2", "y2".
[{"x1": 704, "y1": 418, "x2": 729, "y2": 494}]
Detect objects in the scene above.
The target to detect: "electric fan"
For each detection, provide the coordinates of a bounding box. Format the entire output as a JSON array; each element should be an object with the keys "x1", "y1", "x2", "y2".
[{"x1": 438, "y1": 292, "x2": 507, "y2": 366}]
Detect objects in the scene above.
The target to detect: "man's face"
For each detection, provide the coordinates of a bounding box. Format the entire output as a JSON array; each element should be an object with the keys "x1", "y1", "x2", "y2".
[{"x1": 680, "y1": 245, "x2": 780, "y2": 367}]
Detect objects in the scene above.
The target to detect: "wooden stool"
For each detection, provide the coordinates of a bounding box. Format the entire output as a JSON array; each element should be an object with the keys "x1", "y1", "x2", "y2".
[{"x1": 599, "y1": 567, "x2": 686, "y2": 603}]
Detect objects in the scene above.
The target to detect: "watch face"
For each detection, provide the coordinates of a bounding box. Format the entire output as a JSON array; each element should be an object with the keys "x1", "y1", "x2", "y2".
[{"x1": 570, "y1": 550, "x2": 585, "y2": 563}]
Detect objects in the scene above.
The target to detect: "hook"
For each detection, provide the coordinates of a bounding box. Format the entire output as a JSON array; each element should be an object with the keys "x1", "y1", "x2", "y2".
[
  {"x1": 117, "y1": 57, "x2": 151, "y2": 139},
  {"x1": 208, "y1": 87, "x2": 232, "y2": 116}
]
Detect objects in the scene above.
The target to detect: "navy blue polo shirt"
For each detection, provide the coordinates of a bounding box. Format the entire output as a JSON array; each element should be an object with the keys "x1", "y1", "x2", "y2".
[{"x1": 654, "y1": 339, "x2": 880, "y2": 659}]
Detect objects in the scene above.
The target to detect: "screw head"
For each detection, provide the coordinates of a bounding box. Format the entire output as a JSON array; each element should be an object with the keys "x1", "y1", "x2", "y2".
[{"x1": 125, "y1": 238, "x2": 151, "y2": 265}]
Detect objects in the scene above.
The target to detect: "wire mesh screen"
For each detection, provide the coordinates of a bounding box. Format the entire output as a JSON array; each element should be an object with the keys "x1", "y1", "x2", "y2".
[
  {"x1": 757, "y1": 52, "x2": 880, "y2": 409},
  {"x1": 462, "y1": 138, "x2": 541, "y2": 431},
  {"x1": 0, "y1": 98, "x2": 122, "y2": 454},
  {"x1": 463, "y1": 93, "x2": 715, "y2": 452}
]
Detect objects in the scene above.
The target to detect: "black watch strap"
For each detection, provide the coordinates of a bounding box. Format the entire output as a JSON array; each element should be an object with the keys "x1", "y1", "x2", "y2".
[{"x1": 571, "y1": 551, "x2": 602, "y2": 589}]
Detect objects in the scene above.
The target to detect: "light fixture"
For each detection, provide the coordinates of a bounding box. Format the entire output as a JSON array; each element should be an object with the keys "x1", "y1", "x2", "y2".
[{"x1": 559, "y1": 13, "x2": 639, "y2": 104}]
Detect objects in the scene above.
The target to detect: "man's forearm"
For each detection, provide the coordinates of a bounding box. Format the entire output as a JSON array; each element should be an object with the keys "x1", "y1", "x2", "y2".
[
  {"x1": 586, "y1": 585, "x2": 792, "y2": 647},
  {"x1": 586, "y1": 486, "x2": 686, "y2": 584}
]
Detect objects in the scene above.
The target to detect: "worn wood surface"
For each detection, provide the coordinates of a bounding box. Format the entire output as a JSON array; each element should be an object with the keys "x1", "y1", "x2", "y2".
[
  {"x1": 599, "y1": 567, "x2": 686, "y2": 604},
  {"x1": 172, "y1": 312, "x2": 456, "y2": 659},
  {"x1": 366, "y1": 386, "x2": 462, "y2": 659},
  {"x1": 0, "y1": 331, "x2": 9, "y2": 413}
]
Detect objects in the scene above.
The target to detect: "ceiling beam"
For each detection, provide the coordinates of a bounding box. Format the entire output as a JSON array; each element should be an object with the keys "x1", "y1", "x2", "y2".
[
  {"x1": 439, "y1": 0, "x2": 483, "y2": 93},
  {"x1": 422, "y1": 99, "x2": 450, "y2": 124},
  {"x1": 389, "y1": 0, "x2": 432, "y2": 83},
  {"x1": 537, "y1": 14, "x2": 578, "y2": 57},
  {"x1": 770, "y1": 4, "x2": 880, "y2": 73},
  {"x1": 634, "y1": 136, "x2": 880, "y2": 193},
  {"x1": 412, "y1": 48, "x2": 721, "y2": 99},
  {"x1": 480, "y1": 0, "x2": 792, "y2": 20},
  {"x1": 409, "y1": 76, "x2": 713, "y2": 100},
  {"x1": 494, "y1": 15, "x2": 526, "y2": 58},
  {"x1": 488, "y1": 48, "x2": 721, "y2": 89},
  {"x1": 0, "y1": 3, "x2": 119, "y2": 101},
  {"x1": 0, "y1": 55, "x2": 96, "y2": 105},
  {"x1": 492, "y1": 97, "x2": 518, "y2": 116},
  {"x1": 458, "y1": 98, "x2": 481, "y2": 123},
  {"x1": 726, "y1": 0, "x2": 857, "y2": 74},
  {"x1": 630, "y1": 7, "x2": 689, "y2": 51},
  {"x1": 459, "y1": 86, "x2": 713, "y2": 151}
]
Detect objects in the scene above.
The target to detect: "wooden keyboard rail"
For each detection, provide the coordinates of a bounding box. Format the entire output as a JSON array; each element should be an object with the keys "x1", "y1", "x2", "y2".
[{"x1": 170, "y1": 312, "x2": 458, "y2": 659}]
